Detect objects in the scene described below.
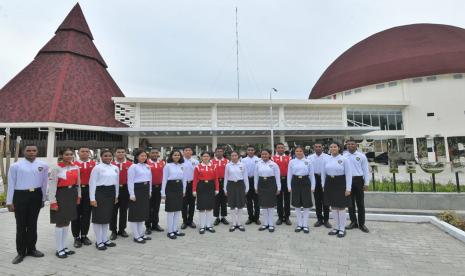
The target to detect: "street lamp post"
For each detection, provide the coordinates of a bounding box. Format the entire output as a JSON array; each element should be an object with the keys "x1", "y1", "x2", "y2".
[{"x1": 270, "y1": 88, "x2": 278, "y2": 155}]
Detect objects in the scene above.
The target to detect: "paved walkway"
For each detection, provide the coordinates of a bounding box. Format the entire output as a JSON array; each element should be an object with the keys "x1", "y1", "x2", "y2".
[{"x1": 1, "y1": 209, "x2": 465, "y2": 276}]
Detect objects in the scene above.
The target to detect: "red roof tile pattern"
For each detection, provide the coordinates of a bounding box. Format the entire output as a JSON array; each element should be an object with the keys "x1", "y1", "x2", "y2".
[
  {"x1": 0, "y1": 3, "x2": 125, "y2": 127},
  {"x1": 310, "y1": 24, "x2": 465, "y2": 99}
]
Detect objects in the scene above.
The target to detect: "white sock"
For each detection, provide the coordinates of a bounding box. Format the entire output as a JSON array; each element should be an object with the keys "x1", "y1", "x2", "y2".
[
  {"x1": 62, "y1": 226, "x2": 69, "y2": 249},
  {"x1": 101, "y1": 224, "x2": 109, "y2": 242},
  {"x1": 303, "y1": 208, "x2": 310, "y2": 227},
  {"x1": 167, "y1": 212, "x2": 174, "y2": 233},
  {"x1": 137, "y1": 222, "x2": 145, "y2": 237},
  {"x1": 231, "y1": 209, "x2": 236, "y2": 226},
  {"x1": 206, "y1": 210, "x2": 213, "y2": 227},
  {"x1": 173, "y1": 212, "x2": 180, "y2": 232},
  {"x1": 93, "y1": 223, "x2": 103, "y2": 244},
  {"x1": 199, "y1": 211, "x2": 206, "y2": 228},
  {"x1": 236, "y1": 209, "x2": 242, "y2": 226},
  {"x1": 296, "y1": 208, "x2": 302, "y2": 227},
  {"x1": 332, "y1": 210, "x2": 340, "y2": 230},
  {"x1": 131, "y1": 222, "x2": 139, "y2": 238},
  {"x1": 55, "y1": 227, "x2": 63, "y2": 251},
  {"x1": 338, "y1": 210, "x2": 347, "y2": 231},
  {"x1": 268, "y1": 208, "x2": 274, "y2": 226}
]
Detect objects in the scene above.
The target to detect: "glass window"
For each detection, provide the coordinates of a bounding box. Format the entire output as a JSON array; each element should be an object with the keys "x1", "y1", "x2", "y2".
[
  {"x1": 412, "y1": 78, "x2": 422, "y2": 83},
  {"x1": 453, "y1": 74, "x2": 463, "y2": 79},
  {"x1": 388, "y1": 81, "x2": 397, "y2": 87},
  {"x1": 354, "y1": 88, "x2": 362, "y2": 93},
  {"x1": 376, "y1": 84, "x2": 385, "y2": 89},
  {"x1": 371, "y1": 113, "x2": 380, "y2": 127},
  {"x1": 363, "y1": 113, "x2": 371, "y2": 126},
  {"x1": 396, "y1": 113, "x2": 403, "y2": 130},
  {"x1": 387, "y1": 114, "x2": 397, "y2": 130},
  {"x1": 353, "y1": 112, "x2": 363, "y2": 125},
  {"x1": 426, "y1": 76, "x2": 437, "y2": 81},
  {"x1": 380, "y1": 114, "x2": 388, "y2": 130}
]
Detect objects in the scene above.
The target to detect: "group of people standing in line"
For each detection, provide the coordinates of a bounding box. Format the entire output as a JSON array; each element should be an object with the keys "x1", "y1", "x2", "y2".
[{"x1": 5, "y1": 140, "x2": 370, "y2": 264}]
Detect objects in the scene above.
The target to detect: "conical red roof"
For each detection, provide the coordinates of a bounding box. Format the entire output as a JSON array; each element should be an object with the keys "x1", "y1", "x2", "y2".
[{"x1": 0, "y1": 3, "x2": 125, "y2": 127}]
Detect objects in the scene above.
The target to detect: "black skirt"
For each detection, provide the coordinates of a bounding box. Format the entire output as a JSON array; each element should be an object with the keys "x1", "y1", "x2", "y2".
[
  {"x1": 227, "y1": 180, "x2": 246, "y2": 209},
  {"x1": 128, "y1": 182, "x2": 150, "y2": 222},
  {"x1": 197, "y1": 180, "x2": 215, "y2": 210},
  {"x1": 324, "y1": 175, "x2": 351, "y2": 208},
  {"x1": 50, "y1": 185, "x2": 78, "y2": 224},
  {"x1": 165, "y1": 180, "x2": 184, "y2": 212},
  {"x1": 291, "y1": 176, "x2": 313, "y2": 208},
  {"x1": 258, "y1": 176, "x2": 277, "y2": 208},
  {"x1": 92, "y1": 185, "x2": 116, "y2": 224}
]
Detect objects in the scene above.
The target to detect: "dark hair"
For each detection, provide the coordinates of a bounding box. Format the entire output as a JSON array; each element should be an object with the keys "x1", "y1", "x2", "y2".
[
  {"x1": 214, "y1": 147, "x2": 224, "y2": 152},
  {"x1": 22, "y1": 144, "x2": 38, "y2": 151},
  {"x1": 346, "y1": 138, "x2": 356, "y2": 143},
  {"x1": 261, "y1": 149, "x2": 272, "y2": 155},
  {"x1": 313, "y1": 142, "x2": 323, "y2": 146},
  {"x1": 78, "y1": 147, "x2": 90, "y2": 150},
  {"x1": 115, "y1": 147, "x2": 126, "y2": 151},
  {"x1": 294, "y1": 145, "x2": 305, "y2": 152},
  {"x1": 167, "y1": 150, "x2": 185, "y2": 164},
  {"x1": 183, "y1": 146, "x2": 193, "y2": 151},
  {"x1": 329, "y1": 142, "x2": 343, "y2": 154},
  {"x1": 200, "y1": 151, "x2": 212, "y2": 157},
  {"x1": 246, "y1": 145, "x2": 255, "y2": 150},
  {"x1": 230, "y1": 151, "x2": 239, "y2": 156},
  {"x1": 59, "y1": 147, "x2": 74, "y2": 156},
  {"x1": 100, "y1": 149, "x2": 113, "y2": 157},
  {"x1": 275, "y1": 143, "x2": 285, "y2": 148},
  {"x1": 150, "y1": 148, "x2": 160, "y2": 152},
  {"x1": 133, "y1": 149, "x2": 148, "y2": 164}
]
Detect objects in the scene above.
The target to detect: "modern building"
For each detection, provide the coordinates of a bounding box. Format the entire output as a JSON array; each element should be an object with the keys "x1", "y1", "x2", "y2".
[{"x1": 0, "y1": 4, "x2": 464, "y2": 167}]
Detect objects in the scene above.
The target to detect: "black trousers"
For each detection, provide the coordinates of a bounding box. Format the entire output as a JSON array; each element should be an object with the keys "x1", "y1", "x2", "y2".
[
  {"x1": 349, "y1": 176, "x2": 366, "y2": 225},
  {"x1": 145, "y1": 185, "x2": 162, "y2": 228},
  {"x1": 13, "y1": 189, "x2": 43, "y2": 256},
  {"x1": 246, "y1": 177, "x2": 260, "y2": 221},
  {"x1": 72, "y1": 186, "x2": 91, "y2": 238},
  {"x1": 277, "y1": 176, "x2": 290, "y2": 220},
  {"x1": 313, "y1": 174, "x2": 330, "y2": 222},
  {"x1": 110, "y1": 185, "x2": 129, "y2": 233},
  {"x1": 214, "y1": 179, "x2": 227, "y2": 217},
  {"x1": 182, "y1": 181, "x2": 195, "y2": 223}
]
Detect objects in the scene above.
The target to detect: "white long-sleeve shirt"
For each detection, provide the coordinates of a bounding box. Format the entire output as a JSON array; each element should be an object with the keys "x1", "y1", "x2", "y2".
[
  {"x1": 321, "y1": 154, "x2": 352, "y2": 192},
  {"x1": 7, "y1": 159, "x2": 49, "y2": 205},
  {"x1": 307, "y1": 152, "x2": 330, "y2": 175},
  {"x1": 343, "y1": 151, "x2": 370, "y2": 186},
  {"x1": 127, "y1": 163, "x2": 152, "y2": 198},
  {"x1": 253, "y1": 159, "x2": 281, "y2": 191},
  {"x1": 287, "y1": 157, "x2": 316, "y2": 190},
  {"x1": 161, "y1": 163, "x2": 187, "y2": 197},
  {"x1": 48, "y1": 164, "x2": 82, "y2": 204},
  {"x1": 89, "y1": 163, "x2": 120, "y2": 201},
  {"x1": 183, "y1": 157, "x2": 199, "y2": 182},
  {"x1": 241, "y1": 155, "x2": 260, "y2": 178},
  {"x1": 224, "y1": 161, "x2": 249, "y2": 193}
]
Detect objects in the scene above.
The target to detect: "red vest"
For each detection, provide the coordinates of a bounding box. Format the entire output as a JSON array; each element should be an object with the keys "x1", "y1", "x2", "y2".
[
  {"x1": 211, "y1": 158, "x2": 229, "y2": 179},
  {"x1": 272, "y1": 154, "x2": 290, "y2": 176},
  {"x1": 193, "y1": 163, "x2": 219, "y2": 192},
  {"x1": 112, "y1": 160, "x2": 133, "y2": 185},
  {"x1": 73, "y1": 160, "x2": 96, "y2": 185},
  {"x1": 148, "y1": 159, "x2": 165, "y2": 185},
  {"x1": 57, "y1": 162, "x2": 79, "y2": 187}
]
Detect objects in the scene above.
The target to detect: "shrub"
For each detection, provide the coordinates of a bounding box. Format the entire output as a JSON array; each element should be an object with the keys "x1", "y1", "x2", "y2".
[{"x1": 438, "y1": 211, "x2": 465, "y2": 231}]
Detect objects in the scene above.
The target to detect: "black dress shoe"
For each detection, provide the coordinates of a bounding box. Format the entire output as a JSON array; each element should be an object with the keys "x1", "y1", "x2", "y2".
[
  {"x1": 199, "y1": 228, "x2": 206, "y2": 234},
  {"x1": 346, "y1": 222, "x2": 358, "y2": 230},
  {"x1": 152, "y1": 225, "x2": 164, "y2": 232},
  {"x1": 95, "y1": 242, "x2": 107, "y2": 250},
  {"x1": 303, "y1": 227, "x2": 310, "y2": 234},
  {"x1": 284, "y1": 218, "x2": 292, "y2": 225},
  {"x1": 324, "y1": 221, "x2": 332, "y2": 229},
  {"x1": 81, "y1": 236, "x2": 92, "y2": 246},
  {"x1": 237, "y1": 225, "x2": 246, "y2": 232},
  {"x1": 255, "y1": 219, "x2": 261, "y2": 225},
  {"x1": 104, "y1": 240, "x2": 117, "y2": 247},
  {"x1": 189, "y1": 222, "x2": 197, "y2": 228},
  {"x1": 133, "y1": 237, "x2": 146, "y2": 244},
  {"x1": 221, "y1": 218, "x2": 230, "y2": 225},
  {"x1": 229, "y1": 226, "x2": 236, "y2": 232},
  {"x1": 12, "y1": 255, "x2": 25, "y2": 264},
  {"x1": 268, "y1": 226, "x2": 275, "y2": 233},
  {"x1": 110, "y1": 232, "x2": 118, "y2": 240},
  {"x1": 118, "y1": 230, "x2": 129, "y2": 237},
  {"x1": 142, "y1": 235, "x2": 152, "y2": 240},
  {"x1": 359, "y1": 225, "x2": 370, "y2": 233},
  {"x1": 73, "y1": 237, "x2": 82, "y2": 248},
  {"x1": 63, "y1": 248, "x2": 75, "y2": 255},
  {"x1": 213, "y1": 218, "x2": 221, "y2": 226},
  {"x1": 27, "y1": 250, "x2": 44, "y2": 257},
  {"x1": 175, "y1": 231, "x2": 185, "y2": 237},
  {"x1": 276, "y1": 219, "x2": 283, "y2": 225},
  {"x1": 314, "y1": 221, "x2": 324, "y2": 227},
  {"x1": 295, "y1": 226, "x2": 303, "y2": 233},
  {"x1": 328, "y1": 229, "x2": 339, "y2": 236},
  {"x1": 337, "y1": 231, "x2": 346, "y2": 238},
  {"x1": 56, "y1": 250, "x2": 68, "y2": 259},
  {"x1": 181, "y1": 223, "x2": 188, "y2": 230},
  {"x1": 145, "y1": 229, "x2": 152, "y2": 235},
  {"x1": 258, "y1": 225, "x2": 269, "y2": 231},
  {"x1": 167, "y1": 232, "x2": 177, "y2": 240},
  {"x1": 245, "y1": 219, "x2": 253, "y2": 225},
  {"x1": 206, "y1": 227, "x2": 216, "y2": 233}
]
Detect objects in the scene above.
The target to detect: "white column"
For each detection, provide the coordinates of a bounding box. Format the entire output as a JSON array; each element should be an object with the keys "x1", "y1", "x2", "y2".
[
  {"x1": 212, "y1": 135, "x2": 218, "y2": 151},
  {"x1": 341, "y1": 106, "x2": 348, "y2": 127},
  {"x1": 412, "y1": 137, "x2": 418, "y2": 160},
  {"x1": 444, "y1": 136, "x2": 450, "y2": 162},
  {"x1": 46, "y1": 127, "x2": 56, "y2": 163}
]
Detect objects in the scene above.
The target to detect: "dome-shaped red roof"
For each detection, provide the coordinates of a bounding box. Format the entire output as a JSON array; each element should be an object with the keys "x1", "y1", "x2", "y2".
[{"x1": 309, "y1": 23, "x2": 465, "y2": 99}]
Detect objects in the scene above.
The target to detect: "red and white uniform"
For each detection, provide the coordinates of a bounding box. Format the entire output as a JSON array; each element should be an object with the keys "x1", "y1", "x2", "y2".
[
  {"x1": 112, "y1": 159, "x2": 132, "y2": 185},
  {"x1": 272, "y1": 154, "x2": 290, "y2": 177},
  {"x1": 193, "y1": 163, "x2": 219, "y2": 192},
  {"x1": 48, "y1": 162, "x2": 81, "y2": 209},
  {"x1": 148, "y1": 159, "x2": 165, "y2": 186},
  {"x1": 211, "y1": 157, "x2": 229, "y2": 179},
  {"x1": 74, "y1": 160, "x2": 96, "y2": 185}
]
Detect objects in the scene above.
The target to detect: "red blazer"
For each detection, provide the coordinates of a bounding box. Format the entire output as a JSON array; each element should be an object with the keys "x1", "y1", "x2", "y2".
[
  {"x1": 112, "y1": 160, "x2": 133, "y2": 185},
  {"x1": 74, "y1": 160, "x2": 96, "y2": 185},
  {"x1": 272, "y1": 154, "x2": 290, "y2": 176},
  {"x1": 148, "y1": 159, "x2": 165, "y2": 185},
  {"x1": 193, "y1": 163, "x2": 219, "y2": 192},
  {"x1": 211, "y1": 158, "x2": 229, "y2": 179}
]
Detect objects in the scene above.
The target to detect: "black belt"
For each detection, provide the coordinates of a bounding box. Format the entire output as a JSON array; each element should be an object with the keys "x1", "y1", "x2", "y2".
[
  {"x1": 119, "y1": 184, "x2": 127, "y2": 187},
  {"x1": 281, "y1": 176, "x2": 287, "y2": 180},
  {"x1": 57, "y1": 185, "x2": 77, "y2": 189},
  {"x1": 327, "y1": 175, "x2": 345, "y2": 179},
  {"x1": 314, "y1": 173, "x2": 321, "y2": 176},
  {"x1": 218, "y1": 178, "x2": 224, "y2": 181},
  {"x1": 292, "y1": 175, "x2": 307, "y2": 179},
  {"x1": 228, "y1": 180, "x2": 244, "y2": 183},
  {"x1": 353, "y1": 176, "x2": 364, "y2": 179},
  {"x1": 15, "y1": 187, "x2": 41, "y2": 192},
  {"x1": 259, "y1": 176, "x2": 275, "y2": 181},
  {"x1": 135, "y1": 181, "x2": 150, "y2": 185},
  {"x1": 167, "y1": 180, "x2": 182, "y2": 183},
  {"x1": 80, "y1": 185, "x2": 89, "y2": 188}
]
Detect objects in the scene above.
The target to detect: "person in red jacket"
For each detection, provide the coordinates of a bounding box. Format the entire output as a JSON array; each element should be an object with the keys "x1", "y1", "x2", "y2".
[
  {"x1": 193, "y1": 151, "x2": 219, "y2": 234},
  {"x1": 273, "y1": 143, "x2": 292, "y2": 225},
  {"x1": 72, "y1": 147, "x2": 96, "y2": 248},
  {"x1": 145, "y1": 148, "x2": 165, "y2": 234},
  {"x1": 211, "y1": 147, "x2": 229, "y2": 225},
  {"x1": 110, "y1": 147, "x2": 132, "y2": 240}
]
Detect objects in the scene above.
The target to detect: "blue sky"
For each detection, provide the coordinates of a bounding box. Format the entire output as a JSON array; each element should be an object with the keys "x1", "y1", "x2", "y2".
[{"x1": 1, "y1": 0, "x2": 465, "y2": 99}]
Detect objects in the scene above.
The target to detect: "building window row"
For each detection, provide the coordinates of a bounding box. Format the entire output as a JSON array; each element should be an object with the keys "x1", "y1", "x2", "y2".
[{"x1": 347, "y1": 109, "x2": 403, "y2": 131}]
